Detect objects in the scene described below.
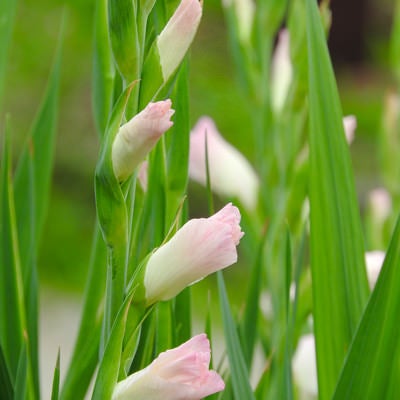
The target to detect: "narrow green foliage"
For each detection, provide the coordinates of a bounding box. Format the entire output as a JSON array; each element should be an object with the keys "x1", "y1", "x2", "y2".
[
  {"x1": 281, "y1": 231, "x2": 293, "y2": 400},
  {"x1": 91, "y1": 292, "x2": 135, "y2": 400},
  {"x1": 14, "y1": 344, "x2": 28, "y2": 400},
  {"x1": 217, "y1": 273, "x2": 255, "y2": 400},
  {"x1": 165, "y1": 62, "x2": 190, "y2": 227},
  {"x1": 14, "y1": 19, "x2": 63, "y2": 270},
  {"x1": 240, "y1": 227, "x2": 267, "y2": 368},
  {"x1": 173, "y1": 288, "x2": 191, "y2": 346},
  {"x1": 306, "y1": 0, "x2": 369, "y2": 398},
  {"x1": 93, "y1": 0, "x2": 115, "y2": 137},
  {"x1": 333, "y1": 216, "x2": 400, "y2": 399},
  {"x1": 60, "y1": 227, "x2": 107, "y2": 400},
  {"x1": 154, "y1": 301, "x2": 173, "y2": 354},
  {"x1": 12, "y1": 27, "x2": 63, "y2": 397},
  {"x1": 0, "y1": 344, "x2": 13, "y2": 400},
  {"x1": 0, "y1": 0, "x2": 17, "y2": 106},
  {"x1": 0, "y1": 122, "x2": 26, "y2": 384},
  {"x1": 108, "y1": 0, "x2": 140, "y2": 82},
  {"x1": 51, "y1": 351, "x2": 61, "y2": 400}
]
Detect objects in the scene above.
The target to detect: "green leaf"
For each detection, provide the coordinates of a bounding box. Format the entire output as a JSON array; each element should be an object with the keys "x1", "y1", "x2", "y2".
[
  {"x1": 108, "y1": 0, "x2": 140, "y2": 82},
  {"x1": 217, "y1": 272, "x2": 255, "y2": 400},
  {"x1": 0, "y1": 120, "x2": 26, "y2": 384},
  {"x1": 14, "y1": 344, "x2": 28, "y2": 400},
  {"x1": 13, "y1": 22, "x2": 64, "y2": 397},
  {"x1": 60, "y1": 226, "x2": 106, "y2": 400},
  {"x1": 0, "y1": 344, "x2": 13, "y2": 400},
  {"x1": 93, "y1": 0, "x2": 115, "y2": 137},
  {"x1": 165, "y1": 61, "x2": 190, "y2": 228},
  {"x1": 0, "y1": 0, "x2": 17, "y2": 106},
  {"x1": 51, "y1": 350, "x2": 61, "y2": 400},
  {"x1": 306, "y1": 0, "x2": 369, "y2": 398},
  {"x1": 239, "y1": 227, "x2": 267, "y2": 368},
  {"x1": 332, "y1": 216, "x2": 400, "y2": 399},
  {"x1": 91, "y1": 292, "x2": 134, "y2": 400}
]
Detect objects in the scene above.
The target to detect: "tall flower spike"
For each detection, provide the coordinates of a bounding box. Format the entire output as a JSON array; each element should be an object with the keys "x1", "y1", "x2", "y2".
[
  {"x1": 157, "y1": 0, "x2": 202, "y2": 82},
  {"x1": 112, "y1": 100, "x2": 174, "y2": 182},
  {"x1": 143, "y1": 203, "x2": 243, "y2": 305},
  {"x1": 112, "y1": 334, "x2": 225, "y2": 400},
  {"x1": 189, "y1": 117, "x2": 259, "y2": 210}
]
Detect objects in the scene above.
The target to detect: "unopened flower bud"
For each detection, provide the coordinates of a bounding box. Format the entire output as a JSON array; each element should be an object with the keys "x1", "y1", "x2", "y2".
[
  {"x1": 112, "y1": 100, "x2": 174, "y2": 182},
  {"x1": 343, "y1": 115, "x2": 356, "y2": 144},
  {"x1": 112, "y1": 334, "x2": 225, "y2": 400},
  {"x1": 144, "y1": 203, "x2": 243, "y2": 305},
  {"x1": 189, "y1": 117, "x2": 259, "y2": 210},
  {"x1": 157, "y1": 0, "x2": 202, "y2": 82},
  {"x1": 368, "y1": 187, "x2": 392, "y2": 223},
  {"x1": 271, "y1": 29, "x2": 292, "y2": 114},
  {"x1": 365, "y1": 250, "x2": 385, "y2": 289}
]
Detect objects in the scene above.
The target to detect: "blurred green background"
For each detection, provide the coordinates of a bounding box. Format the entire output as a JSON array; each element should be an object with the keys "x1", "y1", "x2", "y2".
[{"x1": 1, "y1": 0, "x2": 397, "y2": 294}]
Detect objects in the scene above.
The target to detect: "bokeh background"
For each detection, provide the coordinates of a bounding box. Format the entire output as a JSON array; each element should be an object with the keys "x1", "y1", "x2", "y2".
[{"x1": 1, "y1": 0, "x2": 398, "y2": 396}]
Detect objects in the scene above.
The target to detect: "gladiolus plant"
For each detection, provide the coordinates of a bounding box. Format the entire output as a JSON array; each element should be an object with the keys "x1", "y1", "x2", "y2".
[{"x1": 3, "y1": 0, "x2": 400, "y2": 399}]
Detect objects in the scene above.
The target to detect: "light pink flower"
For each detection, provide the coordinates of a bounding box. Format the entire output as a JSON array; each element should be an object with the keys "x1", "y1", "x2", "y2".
[
  {"x1": 157, "y1": 0, "x2": 202, "y2": 81},
  {"x1": 144, "y1": 203, "x2": 243, "y2": 304},
  {"x1": 189, "y1": 117, "x2": 259, "y2": 210},
  {"x1": 368, "y1": 187, "x2": 392, "y2": 223},
  {"x1": 112, "y1": 334, "x2": 225, "y2": 400},
  {"x1": 112, "y1": 100, "x2": 174, "y2": 181},
  {"x1": 343, "y1": 115, "x2": 357, "y2": 144},
  {"x1": 365, "y1": 250, "x2": 385, "y2": 289},
  {"x1": 271, "y1": 29, "x2": 292, "y2": 114}
]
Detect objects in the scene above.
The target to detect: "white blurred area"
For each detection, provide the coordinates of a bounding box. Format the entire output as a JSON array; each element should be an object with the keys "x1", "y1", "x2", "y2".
[{"x1": 39, "y1": 290, "x2": 82, "y2": 399}]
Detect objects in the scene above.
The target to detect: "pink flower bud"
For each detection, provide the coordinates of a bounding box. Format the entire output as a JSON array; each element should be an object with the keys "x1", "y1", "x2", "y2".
[
  {"x1": 112, "y1": 100, "x2": 174, "y2": 181},
  {"x1": 189, "y1": 117, "x2": 259, "y2": 210},
  {"x1": 343, "y1": 115, "x2": 356, "y2": 144},
  {"x1": 271, "y1": 29, "x2": 292, "y2": 114},
  {"x1": 157, "y1": 0, "x2": 202, "y2": 82},
  {"x1": 144, "y1": 203, "x2": 244, "y2": 304},
  {"x1": 368, "y1": 187, "x2": 392, "y2": 223},
  {"x1": 112, "y1": 334, "x2": 225, "y2": 400},
  {"x1": 365, "y1": 250, "x2": 385, "y2": 289}
]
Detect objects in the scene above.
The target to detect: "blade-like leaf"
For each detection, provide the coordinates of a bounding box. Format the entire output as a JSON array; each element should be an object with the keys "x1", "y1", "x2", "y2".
[
  {"x1": 91, "y1": 292, "x2": 134, "y2": 400},
  {"x1": 217, "y1": 272, "x2": 255, "y2": 400},
  {"x1": 60, "y1": 226, "x2": 106, "y2": 400},
  {"x1": 12, "y1": 22, "x2": 64, "y2": 397},
  {"x1": 0, "y1": 344, "x2": 13, "y2": 400},
  {"x1": 93, "y1": 0, "x2": 115, "y2": 137},
  {"x1": 14, "y1": 344, "x2": 28, "y2": 400},
  {"x1": 306, "y1": 0, "x2": 369, "y2": 398},
  {"x1": 51, "y1": 350, "x2": 61, "y2": 400},
  {"x1": 333, "y1": 216, "x2": 400, "y2": 399},
  {"x1": 0, "y1": 120, "x2": 26, "y2": 383}
]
